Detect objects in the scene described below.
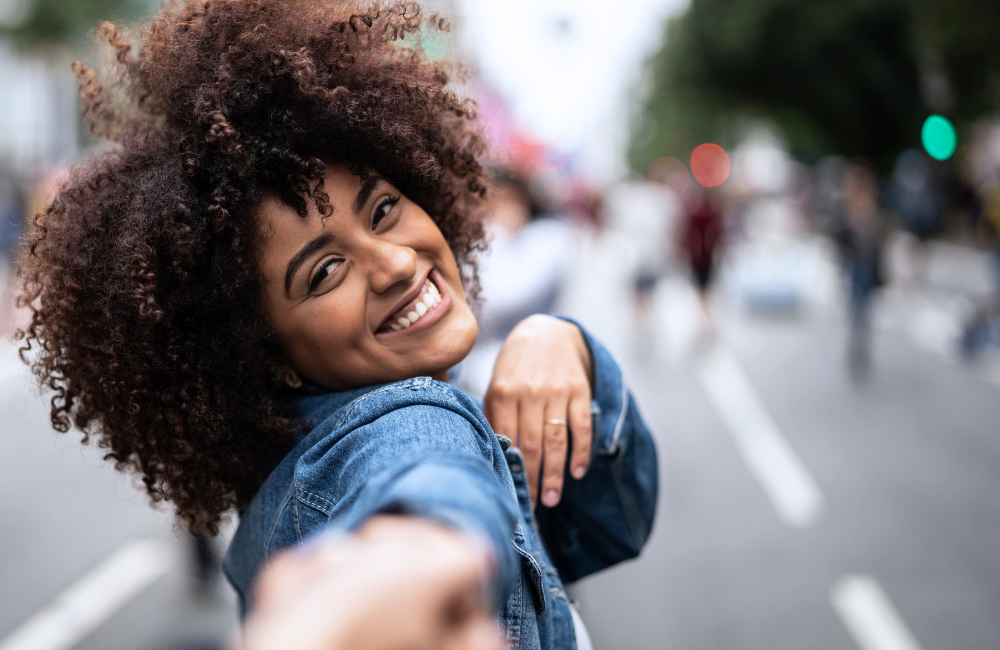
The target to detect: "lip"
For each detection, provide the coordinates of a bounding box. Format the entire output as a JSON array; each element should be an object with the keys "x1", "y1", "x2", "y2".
[{"x1": 375, "y1": 269, "x2": 452, "y2": 340}]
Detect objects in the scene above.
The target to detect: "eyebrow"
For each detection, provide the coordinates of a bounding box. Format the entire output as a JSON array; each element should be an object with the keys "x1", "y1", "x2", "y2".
[
  {"x1": 353, "y1": 175, "x2": 385, "y2": 214},
  {"x1": 284, "y1": 232, "x2": 334, "y2": 296},
  {"x1": 282, "y1": 175, "x2": 387, "y2": 297}
]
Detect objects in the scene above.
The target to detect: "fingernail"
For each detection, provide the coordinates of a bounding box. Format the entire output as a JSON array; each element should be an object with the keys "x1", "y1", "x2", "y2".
[
  {"x1": 543, "y1": 489, "x2": 559, "y2": 506},
  {"x1": 572, "y1": 465, "x2": 586, "y2": 479}
]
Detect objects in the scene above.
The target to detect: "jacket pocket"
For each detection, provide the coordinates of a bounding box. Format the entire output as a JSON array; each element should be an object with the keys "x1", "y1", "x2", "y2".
[{"x1": 512, "y1": 524, "x2": 547, "y2": 616}]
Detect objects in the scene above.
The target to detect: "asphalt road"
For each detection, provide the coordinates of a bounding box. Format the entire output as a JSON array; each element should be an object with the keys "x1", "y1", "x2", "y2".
[
  {"x1": 567, "y1": 234, "x2": 1000, "y2": 650},
  {"x1": 1, "y1": 228, "x2": 998, "y2": 650}
]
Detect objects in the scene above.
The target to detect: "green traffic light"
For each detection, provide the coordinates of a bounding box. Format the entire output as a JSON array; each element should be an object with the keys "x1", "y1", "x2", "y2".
[{"x1": 921, "y1": 115, "x2": 956, "y2": 161}]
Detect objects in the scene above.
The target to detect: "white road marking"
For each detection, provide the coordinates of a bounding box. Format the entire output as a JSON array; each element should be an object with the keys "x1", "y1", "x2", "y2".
[
  {"x1": 694, "y1": 342, "x2": 824, "y2": 527},
  {"x1": 831, "y1": 575, "x2": 925, "y2": 650},
  {"x1": 0, "y1": 538, "x2": 175, "y2": 650}
]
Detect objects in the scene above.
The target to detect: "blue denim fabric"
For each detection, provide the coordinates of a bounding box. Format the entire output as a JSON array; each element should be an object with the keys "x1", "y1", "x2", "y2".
[{"x1": 223, "y1": 322, "x2": 658, "y2": 650}]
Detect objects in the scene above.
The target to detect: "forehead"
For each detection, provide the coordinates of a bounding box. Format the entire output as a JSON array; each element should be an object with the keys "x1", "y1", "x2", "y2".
[
  {"x1": 254, "y1": 162, "x2": 365, "y2": 274},
  {"x1": 256, "y1": 162, "x2": 361, "y2": 241}
]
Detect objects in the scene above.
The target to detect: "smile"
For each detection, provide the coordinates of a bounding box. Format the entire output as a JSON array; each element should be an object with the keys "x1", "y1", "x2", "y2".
[{"x1": 375, "y1": 270, "x2": 452, "y2": 338}]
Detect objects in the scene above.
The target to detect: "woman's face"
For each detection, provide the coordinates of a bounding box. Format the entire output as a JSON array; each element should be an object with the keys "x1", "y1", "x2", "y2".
[{"x1": 256, "y1": 162, "x2": 479, "y2": 391}]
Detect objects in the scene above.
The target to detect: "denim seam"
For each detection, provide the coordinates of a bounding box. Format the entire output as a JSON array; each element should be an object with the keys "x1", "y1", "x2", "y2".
[
  {"x1": 608, "y1": 354, "x2": 629, "y2": 453},
  {"x1": 512, "y1": 537, "x2": 547, "y2": 616},
  {"x1": 331, "y1": 377, "x2": 434, "y2": 429},
  {"x1": 610, "y1": 450, "x2": 643, "y2": 551},
  {"x1": 265, "y1": 487, "x2": 296, "y2": 557},
  {"x1": 331, "y1": 385, "x2": 485, "y2": 453},
  {"x1": 295, "y1": 485, "x2": 335, "y2": 516},
  {"x1": 292, "y1": 499, "x2": 303, "y2": 541},
  {"x1": 508, "y1": 569, "x2": 522, "y2": 647}
]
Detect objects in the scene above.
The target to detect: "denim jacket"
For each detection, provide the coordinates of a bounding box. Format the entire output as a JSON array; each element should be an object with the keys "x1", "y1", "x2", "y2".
[{"x1": 224, "y1": 321, "x2": 658, "y2": 650}]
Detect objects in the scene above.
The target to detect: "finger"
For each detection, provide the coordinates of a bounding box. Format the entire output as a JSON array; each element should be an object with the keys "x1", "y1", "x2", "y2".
[
  {"x1": 517, "y1": 396, "x2": 545, "y2": 507},
  {"x1": 567, "y1": 385, "x2": 593, "y2": 480},
  {"x1": 483, "y1": 385, "x2": 519, "y2": 447},
  {"x1": 444, "y1": 615, "x2": 504, "y2": 650},
  {"x1": 540, "y1": 400, "x2": 569, "y2": 507}
]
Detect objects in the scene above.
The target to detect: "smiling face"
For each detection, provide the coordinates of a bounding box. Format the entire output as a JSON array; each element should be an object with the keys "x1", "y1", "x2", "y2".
[{"x1": 255, "y1": 162, "x2": 479, "y2": 391}]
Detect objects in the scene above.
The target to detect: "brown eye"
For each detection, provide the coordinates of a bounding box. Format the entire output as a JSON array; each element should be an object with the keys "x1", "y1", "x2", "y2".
[
  {"x1": 372, "y1": 195, "x2": 400, "y2": 230},
  {"x1": 308, "y1": 257, "x2": 342, "y2": 295}
]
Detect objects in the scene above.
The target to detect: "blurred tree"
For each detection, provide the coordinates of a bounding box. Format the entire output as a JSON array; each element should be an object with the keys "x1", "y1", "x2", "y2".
[
  {"x1": 633, "y1": 0, "x2": 1000, "y2": 172},
  {"x1": 1, "y1": 0, "x2": 153, "y2": 48},
  {"x1": 915, "y1": 0, "x2": 1000, "y2": 122}
]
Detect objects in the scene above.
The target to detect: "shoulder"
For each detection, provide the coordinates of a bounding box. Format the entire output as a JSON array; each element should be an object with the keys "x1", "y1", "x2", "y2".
[
  {"x1": 332, "y1": 377, "x2": 486, "y2": 431},
  {"x1": 295, "y1": 377, "x2": 497, "y2": 482},
  {"x1": 224, "y1": 378, "x2": 502, "y2": 605}
]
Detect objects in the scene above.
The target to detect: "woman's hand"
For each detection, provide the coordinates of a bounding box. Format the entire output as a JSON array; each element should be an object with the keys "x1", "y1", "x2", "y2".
[{"x1": 483, "y1": 315, "x2": 594, "y2": 508}]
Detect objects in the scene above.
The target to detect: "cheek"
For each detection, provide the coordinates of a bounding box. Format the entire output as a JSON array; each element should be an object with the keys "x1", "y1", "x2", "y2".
[
  {"x1": 302, "y1": 292, "x2": 365, "y2": 342},
  {"x1": 277, "y1": 288, "x2": 367, "y2": 368},
  {"x1": 409, "y1": 219, "x2": 461, "y2": 277}
]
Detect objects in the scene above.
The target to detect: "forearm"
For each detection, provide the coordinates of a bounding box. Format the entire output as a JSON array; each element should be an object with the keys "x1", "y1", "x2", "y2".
[{"x1": 333, "y1": 456, "x2": 519, "y2": 604}]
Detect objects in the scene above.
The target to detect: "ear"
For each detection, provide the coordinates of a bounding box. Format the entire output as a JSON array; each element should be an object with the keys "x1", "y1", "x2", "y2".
[{"x1": 279, "y1": 366, "x2": 303, "y2": 389}]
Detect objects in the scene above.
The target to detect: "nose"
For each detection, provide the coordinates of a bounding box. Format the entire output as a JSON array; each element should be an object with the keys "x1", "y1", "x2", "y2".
[{"x1": 367, "y1": 238, "x2": 417, "y2": 295}]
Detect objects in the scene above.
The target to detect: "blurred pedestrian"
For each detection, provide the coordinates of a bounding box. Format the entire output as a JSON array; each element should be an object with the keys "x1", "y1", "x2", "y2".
[
  {"x1": 455, "y1": 169, "x2": 577, "y2": 398},
  {"x1": 678, "y1": 187, "x2": 724, "y2": 334},
  {"x1": 889, "y1": 150, "x2": 943, "y2": 286},
  {"x1": 0, "y1": 170, "x2": 25, "y2": 334},
  {"x1": 843, "y1": 163, "x2": 887, "y2": 377},
  {"x1": 960, "y1": 181, "x2": 1000, "y2": 358},
  {"x1": 0, "y1": 171, "x2": 24, "y2": 269}
]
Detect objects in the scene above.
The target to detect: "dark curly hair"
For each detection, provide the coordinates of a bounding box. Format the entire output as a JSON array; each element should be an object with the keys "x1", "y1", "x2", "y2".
[{"x1": 16, "y1": 0, "x2": 489, "y2": 534}]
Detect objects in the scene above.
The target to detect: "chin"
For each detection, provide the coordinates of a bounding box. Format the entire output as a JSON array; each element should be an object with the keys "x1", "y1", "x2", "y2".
[{"x1": 425, "y1": 312, "x2": 478, "y2": 373}]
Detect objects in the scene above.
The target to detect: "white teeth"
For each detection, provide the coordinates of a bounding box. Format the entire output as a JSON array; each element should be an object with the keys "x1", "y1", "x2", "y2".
[{"x1": 384, "y1": 279, "x2": 443, "y2": 333}]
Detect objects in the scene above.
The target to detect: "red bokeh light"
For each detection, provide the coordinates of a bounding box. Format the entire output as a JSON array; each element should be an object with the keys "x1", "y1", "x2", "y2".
[
  {"x1": 647, "y1": 156, "x2": 690, "y2": 196},
  {"x1": 690, "y1": 143, "x2": 730, "y2": 188}
]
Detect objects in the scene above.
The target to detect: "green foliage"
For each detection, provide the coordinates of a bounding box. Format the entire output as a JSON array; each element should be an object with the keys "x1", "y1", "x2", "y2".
[
  {"x1": 2, "y1": 0, "x2": 154, "y2": 48},
  {"x1": 915, "y1": 0, "x2": 1000, "y2": 123},
  {"x1": 633, "y1": 0, "x2": 1000, "y2": 172}
]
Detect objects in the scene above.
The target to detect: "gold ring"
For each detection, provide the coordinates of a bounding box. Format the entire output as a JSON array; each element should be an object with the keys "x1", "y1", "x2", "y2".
[{"x1": 545, "y1": 419, "x2": 567, "y2": 427}]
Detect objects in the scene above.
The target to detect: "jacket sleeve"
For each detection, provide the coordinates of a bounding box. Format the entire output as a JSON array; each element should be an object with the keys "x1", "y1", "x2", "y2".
[
  {"x1": 535, "y1": 320, "x2": 659, "y2": 583},
  {"x1": 316, "y1": 404, "x2": 520, "y2": 604}
]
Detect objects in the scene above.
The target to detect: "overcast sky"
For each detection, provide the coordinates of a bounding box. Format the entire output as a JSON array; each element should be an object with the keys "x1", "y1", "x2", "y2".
[{"x1": 452, "y1": 0, "x2": 689, "y2": 181}]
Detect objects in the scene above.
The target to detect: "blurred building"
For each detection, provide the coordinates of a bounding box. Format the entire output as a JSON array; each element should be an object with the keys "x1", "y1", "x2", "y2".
[{"x1": 0, "y1": 43, "x2": 79, "y2": 170}]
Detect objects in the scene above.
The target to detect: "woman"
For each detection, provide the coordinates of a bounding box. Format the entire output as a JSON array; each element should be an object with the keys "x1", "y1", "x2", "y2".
[{"x1": 17, "y1": 2, "x2": 658, "y2": 648}]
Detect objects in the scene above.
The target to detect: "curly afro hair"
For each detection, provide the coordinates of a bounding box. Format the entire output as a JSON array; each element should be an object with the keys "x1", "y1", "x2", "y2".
[{"x1": 17, "y1": 0, "x2": 490, "y2": 534}]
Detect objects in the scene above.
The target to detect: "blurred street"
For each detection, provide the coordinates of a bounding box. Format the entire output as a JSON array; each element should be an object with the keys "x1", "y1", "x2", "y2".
[
  {"x1": 2, "y1": 0, "x2": 1000, "y2": 647},
  {"x1": 3, "y1": 200, "x2": 1000, "y2": 649},
  {"x1": 0, "y1": 348, "x2": 238, "y2": 650},
  {"x1": 564, "y1": 217, "x2": 1000, "y2": 650}
]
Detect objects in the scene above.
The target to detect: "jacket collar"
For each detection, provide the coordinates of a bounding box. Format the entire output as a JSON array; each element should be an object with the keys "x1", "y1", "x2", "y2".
[{"x1": 288, "y1": 380, "x2": 391, "y2": 428}]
